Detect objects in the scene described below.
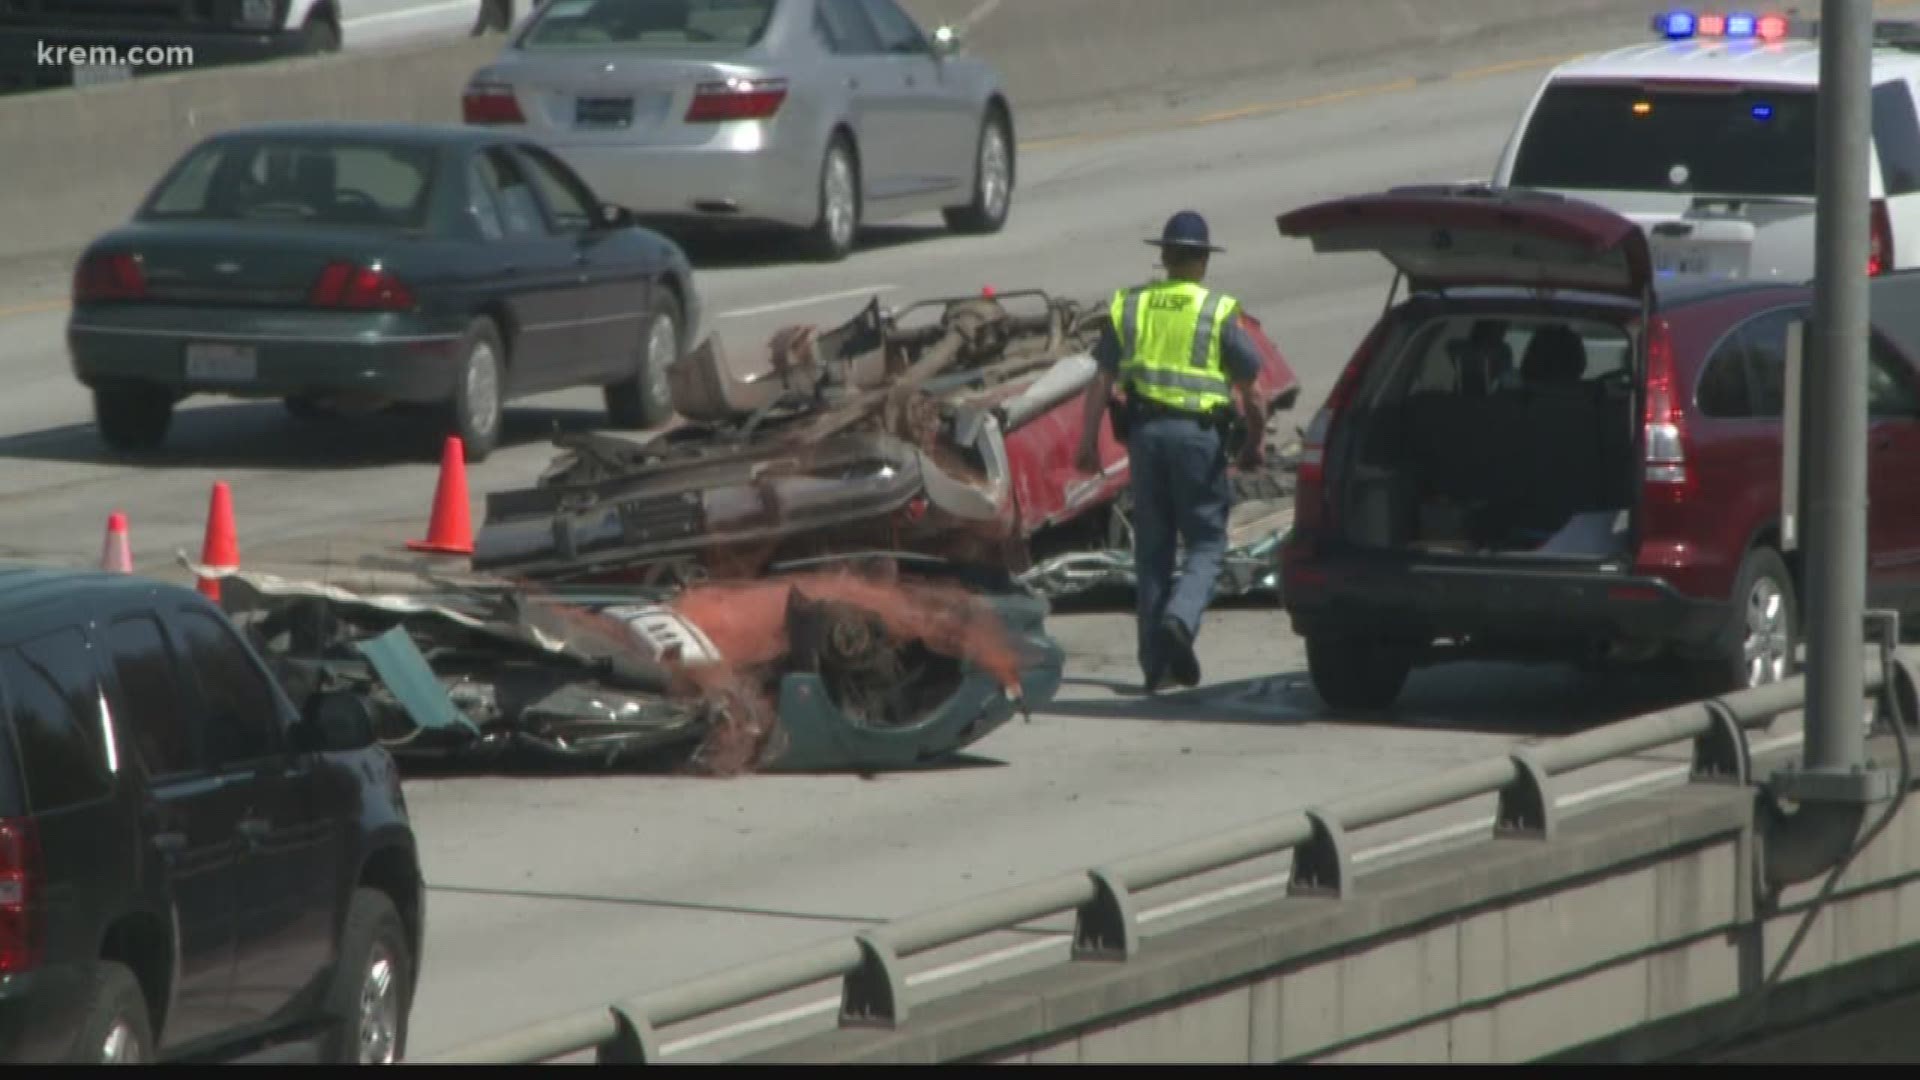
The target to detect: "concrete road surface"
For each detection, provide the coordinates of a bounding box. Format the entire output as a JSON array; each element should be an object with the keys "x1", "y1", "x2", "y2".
[{"x1": 0, "y1": 18, "x2": 1840, "y2": 1063}]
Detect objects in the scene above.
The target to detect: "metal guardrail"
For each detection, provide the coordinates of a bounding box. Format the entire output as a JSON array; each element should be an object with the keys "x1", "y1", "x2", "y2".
[{"x1": 418, "y1": 648, "x2": 1916, "y2": 1064}]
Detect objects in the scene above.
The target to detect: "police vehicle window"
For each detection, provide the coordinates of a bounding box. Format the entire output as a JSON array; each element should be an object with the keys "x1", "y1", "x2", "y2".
[
  {"x1": 1, "y1": 632, "x2": 111, "y2": 813},
  {"x1": 1872, "y1": 81, "x2": 1920, "y2": 196},
  {"x1": 817, "y1": 0, "x2": 882, "y2": 53},
  {"x1": 478, "y1": 149, "x2": 547, "y2": 239},
  {"x1": 521, "y1": 0, "x2": 778, "y2": 50},
  {"x1": 106, "y1": 614, "x2": 200, "y2": 780},
  {"x1": 515, "y1": 145, "x2": 598, "y2": 234},
  {"x1": 859, "y1": 0, "x2": 928, "y2": 53},
  {"x1": 1510, "y1": 84, "x2": 1818, "y2": 198},
  {"x1": 174, "y1": 609, "x2": 282, "y2": 768}
]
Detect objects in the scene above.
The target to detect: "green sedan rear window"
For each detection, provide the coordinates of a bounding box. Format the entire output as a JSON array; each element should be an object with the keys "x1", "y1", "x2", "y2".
[
  {"x1": 141, "y1": 139, "x2": 439, "y2": 230},
  {"x1": 521, "y1": 0, "x2": 778, "y2": 50}
]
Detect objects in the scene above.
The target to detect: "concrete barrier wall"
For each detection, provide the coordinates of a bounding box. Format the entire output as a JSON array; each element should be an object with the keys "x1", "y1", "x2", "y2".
[
  {"x1": 0, "y1": 0, "x2": 1674, "y2": 266},
  {"x1": 731, "y1": 736, "x2": 1920, "y2": 1063},
  {"x1": 896, "y1": 0, "x2": 1671, "y2": 114}
]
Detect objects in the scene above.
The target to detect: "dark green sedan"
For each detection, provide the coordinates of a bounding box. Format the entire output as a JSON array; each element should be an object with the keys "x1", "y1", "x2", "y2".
[{"x1": 67, "y1": 121, "x2": 700, "y2": 462}]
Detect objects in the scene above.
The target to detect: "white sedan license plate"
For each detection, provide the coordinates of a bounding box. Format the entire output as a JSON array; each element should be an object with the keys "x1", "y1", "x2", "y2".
[{"x1": 184, "y1": 342, "x2": 257, "y2": 383}]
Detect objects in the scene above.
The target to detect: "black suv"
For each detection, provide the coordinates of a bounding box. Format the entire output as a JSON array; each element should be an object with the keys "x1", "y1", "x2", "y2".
[{"x1": 0, "y1": 564, "x2": 423, "y2": 1063}]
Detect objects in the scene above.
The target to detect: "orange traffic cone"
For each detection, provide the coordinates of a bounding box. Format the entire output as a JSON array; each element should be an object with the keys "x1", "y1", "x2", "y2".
[
  {"x1": 408, "y1": 436, "x2": 474, "y2": 556},
  {"x1": 197, "y1": 481, "x2": 239, "y2": 602},
  {"x1": 100, "y1": 511, "x2": 132, "y2": 573}
]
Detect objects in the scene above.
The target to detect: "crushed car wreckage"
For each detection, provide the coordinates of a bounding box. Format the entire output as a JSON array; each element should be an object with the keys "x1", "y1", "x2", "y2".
[
  {"x1": 206, "y1": 551, "x2": 1065, "y2": 775},
  {"x1": 468, "y1": 289, "x2": 1303, "y2": 600}
]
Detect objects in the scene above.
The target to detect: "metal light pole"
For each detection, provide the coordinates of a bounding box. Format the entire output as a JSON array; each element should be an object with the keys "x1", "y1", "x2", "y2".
[
  {"x1": 1803, "y1": 0, "x2": 1873, "y2": 776},
  {"x1": 1767, "y1": 0, "x2": 1897, "y2": 887}
]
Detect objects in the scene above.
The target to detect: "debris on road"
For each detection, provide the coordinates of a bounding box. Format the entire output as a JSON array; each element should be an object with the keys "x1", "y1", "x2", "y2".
[
  {"x1": 469, "y1": 289, "x2": 1303, "y2": 602},
  {"x1": 205, "y1": 551, "x2": 1064, "y2": 776}
]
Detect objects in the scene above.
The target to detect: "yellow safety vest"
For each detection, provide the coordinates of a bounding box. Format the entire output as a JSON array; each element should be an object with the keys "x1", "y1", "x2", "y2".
[{"x1": 1110, "y1": 280, "x2": 1240, "y2": 414}]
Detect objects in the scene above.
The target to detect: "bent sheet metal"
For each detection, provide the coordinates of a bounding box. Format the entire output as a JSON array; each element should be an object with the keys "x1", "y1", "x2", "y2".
[
  {"x1": 468, "y1": 288, "x2": 1302, "y2": 603},
  {"x1": 204, "y1": 553, "x2": 1064, "y2": 775}
]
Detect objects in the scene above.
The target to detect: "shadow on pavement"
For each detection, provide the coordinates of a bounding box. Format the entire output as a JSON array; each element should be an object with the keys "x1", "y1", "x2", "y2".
[
  {"x1": 394, "y1": 748, "x2": 1010, "y2": 783},
  {"x1": 1049, "y1": 661, "x2": 1711, "y2": 739},
  {"x1": 0, "y1": 401, "x2": 617, "y2": 471}
]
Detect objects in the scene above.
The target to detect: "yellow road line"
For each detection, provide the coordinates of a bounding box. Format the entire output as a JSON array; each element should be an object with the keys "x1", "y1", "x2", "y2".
[
  {"x1": 1016, "y1": 50, "x2": 1577, "y2": 153},
  {"x1": 0, "y1": 298, "x2": 66, "y2": 320}
]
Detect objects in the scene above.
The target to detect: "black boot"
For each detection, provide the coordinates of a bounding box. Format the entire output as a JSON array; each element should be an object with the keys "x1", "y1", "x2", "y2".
[{"x1": 1160, "y1": 617, "x2": 1200, "y2": 688}]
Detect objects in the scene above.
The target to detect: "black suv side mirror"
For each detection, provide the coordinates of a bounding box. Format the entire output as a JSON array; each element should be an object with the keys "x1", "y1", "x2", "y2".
[{"x1": 294, "y1": 691, "x2": 378, "y2": 753}]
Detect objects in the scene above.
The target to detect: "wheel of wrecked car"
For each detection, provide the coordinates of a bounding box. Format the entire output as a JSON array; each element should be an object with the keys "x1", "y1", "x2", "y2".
[
  {"x1": 93, "y1": 382, "x2": 174, "y2": 453},
  {"x1": 322, "y1": 888, "x2": 414, "y2": 1064},
  {"x1": 69, "y1": 961, "x2": 153, "y2": 1063},
  {"x1": 1305, "y1": 632, "x2": 1414, "y2": 715},
  {"x1": 448, "y1": 317, "x2": 506, "y2": 463},
  {"x1": 604, "y1": 288, "x2": 679, "y2": 430}
]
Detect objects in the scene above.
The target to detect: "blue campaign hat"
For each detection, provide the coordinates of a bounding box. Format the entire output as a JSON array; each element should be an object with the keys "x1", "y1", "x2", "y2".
[{"x1": 1146, "y1": 210, "x2": 1225, "y2": 254}]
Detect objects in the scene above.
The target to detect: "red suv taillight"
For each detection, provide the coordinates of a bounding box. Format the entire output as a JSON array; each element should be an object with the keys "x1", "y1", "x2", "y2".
[
  {"x1": 685, "y1": 78, "x2": 788, "y2": 123},
  {"x1": 1291, "y1": 321, "x2": 1388, "y2": 545},
  {"x1": 1870, "y1": 198, "x2": 1894, "y2": 276},
  {"x1": 1642, "y1": 316, "x2": 1693, "y2": 499},
  {"x1": 73, "y1": 252, "x2": 147, "y2": 304},
  {"x1": 0, "y1": 818, "x2": 44, "y2": 975},
  {"x1": 309, "y1": 262, "x2": 417, "y2": 312},
  {"x1": 462, "y1": 82, "x2": 524, "y2": 125}
]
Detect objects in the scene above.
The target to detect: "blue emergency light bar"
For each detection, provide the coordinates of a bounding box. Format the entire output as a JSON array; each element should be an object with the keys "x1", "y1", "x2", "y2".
[{"x1": 1649, "y1": 10, "x2": 1803, "y2": 41}]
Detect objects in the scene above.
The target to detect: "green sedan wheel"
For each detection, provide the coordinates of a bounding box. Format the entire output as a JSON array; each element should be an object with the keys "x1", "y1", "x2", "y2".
[
  {"x1": 93, "y1": 383, "x2": 173, "y2": 452},
  {"x1": 448, "y1": 318, "x2": 506, "y2": 463},
  {"x1": 604, "y1": 289, "x2": 679, "y2": 430}
]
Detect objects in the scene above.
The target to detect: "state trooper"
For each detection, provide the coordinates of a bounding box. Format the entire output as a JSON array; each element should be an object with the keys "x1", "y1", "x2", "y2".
[{"x1": 1074, "y1": 210, "x2": 1269, "y2": 693}]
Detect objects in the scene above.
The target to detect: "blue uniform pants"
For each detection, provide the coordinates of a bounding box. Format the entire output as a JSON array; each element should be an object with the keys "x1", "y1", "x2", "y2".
[{"x1": 1128, "y1": 414, "x2": 1230, "y2": 678}]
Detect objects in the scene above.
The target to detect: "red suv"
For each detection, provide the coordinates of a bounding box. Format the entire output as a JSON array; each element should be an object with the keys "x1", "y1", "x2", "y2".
[{"x1": 1274, "y1": 185, "x2": 1920, "y2": 713}]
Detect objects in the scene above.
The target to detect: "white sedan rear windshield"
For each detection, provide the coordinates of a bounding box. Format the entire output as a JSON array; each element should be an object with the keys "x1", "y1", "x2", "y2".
[
  {"x1": 1510, "y1": 83, "x2": 1817, "y2": 197},
  {"x1": 521, "y1": 0, "x2": 778, "y2": 50}
]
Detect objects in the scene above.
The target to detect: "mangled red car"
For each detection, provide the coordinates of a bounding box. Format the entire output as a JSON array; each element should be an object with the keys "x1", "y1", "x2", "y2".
[{"x1": 471, "y1": 289, "x2": 1303, "y2": 599}]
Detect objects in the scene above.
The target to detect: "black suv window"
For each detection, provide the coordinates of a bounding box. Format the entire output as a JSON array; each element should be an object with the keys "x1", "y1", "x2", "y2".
[
  {"x1": 173, "y1": 609, "x2": 283, "y2": 768},
  {"x1": 1, "y1": 629, "x2": 112, "y2": 813},
  {"x1": 1697, "y1": 308, "x2": 1920, "y2": 419},
  {"x1": 105, "y1": 614, "x2": 200, "y2": 781}
]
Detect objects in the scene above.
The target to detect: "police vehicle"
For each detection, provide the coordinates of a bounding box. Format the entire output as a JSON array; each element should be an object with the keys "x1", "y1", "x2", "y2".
[{"x1": 1490, "y1": 10, "x2": 1920, "y2": 283}]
